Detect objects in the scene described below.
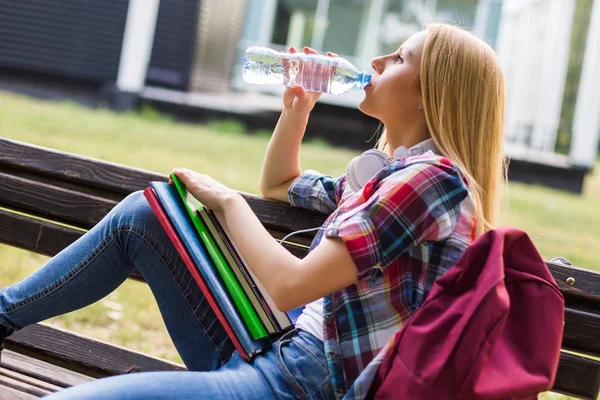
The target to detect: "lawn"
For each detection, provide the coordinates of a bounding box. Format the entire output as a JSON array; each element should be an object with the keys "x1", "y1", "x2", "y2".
[{"x1": 0, "y1": 91, "x2": 597, "y2": 399}]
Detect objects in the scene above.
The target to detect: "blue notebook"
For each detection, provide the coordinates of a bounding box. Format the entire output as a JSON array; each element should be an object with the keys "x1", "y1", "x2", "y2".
[{"x1": 150, "y1": 182, "x2": 268, "y2": 358}]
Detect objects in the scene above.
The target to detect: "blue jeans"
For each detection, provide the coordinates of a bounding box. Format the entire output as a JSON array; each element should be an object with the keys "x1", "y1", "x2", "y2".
[{"x1": 0, "y1": 191, "x2": 333, "y2": 399}]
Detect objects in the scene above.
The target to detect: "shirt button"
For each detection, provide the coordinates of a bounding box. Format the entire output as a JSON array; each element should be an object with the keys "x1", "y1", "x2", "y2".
[
  {"x1": 328, "y1": 350, "x2": 336, "y2": 358},
  {"x1": 324, "y1": 315, "x2": 333, "y2": 324}
]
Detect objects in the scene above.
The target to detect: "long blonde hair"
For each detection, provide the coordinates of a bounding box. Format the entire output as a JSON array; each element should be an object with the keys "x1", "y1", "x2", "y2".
[{"x1": 377, "y1": 23, "x2": 507, "y2": 236}]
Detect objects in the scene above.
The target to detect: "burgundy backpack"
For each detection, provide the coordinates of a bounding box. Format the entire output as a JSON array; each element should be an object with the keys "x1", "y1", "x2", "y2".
[{"x1": 367, "y1": 227, "x2": 564, "y2": 400}]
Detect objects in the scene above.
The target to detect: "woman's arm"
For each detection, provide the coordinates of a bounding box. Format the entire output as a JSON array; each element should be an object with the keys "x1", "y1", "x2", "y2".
[
  {"x1": 172, "y1": 167, "x2": 357, "y2": 311},
  {"x1": 257, "y1": 109, "x2": 308, "y2": 202},
  {"x1": 219, "y1": 194, "x2": 358, "y2": 311}
]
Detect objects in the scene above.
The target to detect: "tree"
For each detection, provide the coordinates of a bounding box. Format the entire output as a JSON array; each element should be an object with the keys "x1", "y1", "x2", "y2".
[{"x1": 556, "y1": 0, "x2": 594, "y2": 155}]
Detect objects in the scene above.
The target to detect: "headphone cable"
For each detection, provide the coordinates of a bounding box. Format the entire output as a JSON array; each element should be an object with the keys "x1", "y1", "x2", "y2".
[{"x1": 278, "y1": 226, "x2": 322, "y2": 245}]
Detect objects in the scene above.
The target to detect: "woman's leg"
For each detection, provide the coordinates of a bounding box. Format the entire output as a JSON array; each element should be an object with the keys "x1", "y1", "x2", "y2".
[
  {"x1": 42, "y1": 330, "x2": 334, "y2": 400},
  {"x1": 0, "y1": 191, "x2": 234, "y2": 370}
]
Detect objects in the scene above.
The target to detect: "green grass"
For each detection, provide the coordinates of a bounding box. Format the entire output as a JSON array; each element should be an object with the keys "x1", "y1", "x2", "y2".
[
  {"x1": 0, "y1": 92, "x2": 597, "y2": 398},
  {"x1": 504, "y1": 175, "x2": 600, "y2": 271}
]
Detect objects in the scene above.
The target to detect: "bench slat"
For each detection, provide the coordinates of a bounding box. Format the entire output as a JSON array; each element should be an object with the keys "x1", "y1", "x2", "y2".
[
  {"x1": 0, "y1": 171, "x2": 119, "y2": 229},
  {"x1": 0, "y1": 372, "x2": 51, "y2": 397},
  {"x1": 245, "y1": 195, "x2": 327, "y2": 240},
  {"x1": 0, "y1": 383, "x2": 38, "y2": 399},
  {"x1": 0, "y1": 173, "x2": 324, "y2": 246},
  {"x1": 563, "y1": 308, "x2": 600, "y2": 357},
  {"x1": 0, "y1": 209, "x2": 84, "y2": 257},
  {"x1": 2, "y1": 350, "x2": 94, "y2": 388},
  {"x1": 6, "y1": 323, "x2": 185, "y2": 379},
  {"x1": 0, "y1": 207, "x2": 312, "y2": 264},
  {"x1": 553, "y1": 352, "x2": 600, "y2": 400},
  {"x1": 547, "y1": 261, "x2": 600, "y2": 306},
  {"x1": 0, "y1": 138, "x2": 165, "y2": 196},
  {"x1": 0, "y1": 367, "x2": 63, "y2": 393}
]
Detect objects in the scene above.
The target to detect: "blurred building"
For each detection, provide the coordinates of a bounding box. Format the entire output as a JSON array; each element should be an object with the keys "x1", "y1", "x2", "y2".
[
  {"x1": 496, "y1": 0, "x2": 600, "y2": 192},
  {"x1": 0, "y1": 0, "x2": 245, "y2": 102}
]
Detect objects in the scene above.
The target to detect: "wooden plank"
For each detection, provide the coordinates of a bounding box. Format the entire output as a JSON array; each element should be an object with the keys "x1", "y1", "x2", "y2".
[
  {"x1": 243, "y1": 195, "x2": 327, "y2": 240},
  {"x1": 0, "y1": 384, "x2": 38, "y2": 400},
  {"x1": 0, "y1": 209, "x2": 83, "y2": 257},
  {"x1": 0, "y1": 206, "x2": 312, "y2": 262},
  {"x1": 1, "y1": 350, "x2": 94, "y2": 388},
  {"x1": 0, "y1": 373, "x2": 51, "y2": 397},
  {"x1": 5, "y1": 323, "x2": 186, "y2": 378},
  {"x1": 0, "y1": 368, "x2": 63, "y2": 393},
  {"x1": 547, "y1": 261, "x2": 600, "y2": 306},
  {"x1": 562, "y1": 308, "x2": 600, "y2": 357},
  {"x1": 553, "y1": 352, "x2": 600, "y2": 400},
  {"x1": 0, "y1": 138, "x2": 166, "y2": 196},
  {"x1": 0, "y1": 171, "x2": 118, "y2": 228},
  {"x1": 0, "y1": 164, "x2": 126, "y2": 203}
]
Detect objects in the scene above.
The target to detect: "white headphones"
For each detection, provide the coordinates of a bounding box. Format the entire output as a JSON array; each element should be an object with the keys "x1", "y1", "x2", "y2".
[{"x1": 345, "y1": 139, "x2": 440, "y2": 193}]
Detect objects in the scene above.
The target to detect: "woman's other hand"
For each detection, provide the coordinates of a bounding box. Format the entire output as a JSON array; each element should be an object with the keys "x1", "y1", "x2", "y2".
[
  {"x1": 282, "y1": 46, "x2": 338, "y2": 116},
  {"x1": 171, "y1": 168, "x2": 241, "y2": 213}
]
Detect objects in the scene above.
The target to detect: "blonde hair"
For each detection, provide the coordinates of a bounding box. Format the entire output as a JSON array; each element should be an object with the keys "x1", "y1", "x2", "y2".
[{"x1": 377, "y1": 23, "x2": 507, "y2": 236}]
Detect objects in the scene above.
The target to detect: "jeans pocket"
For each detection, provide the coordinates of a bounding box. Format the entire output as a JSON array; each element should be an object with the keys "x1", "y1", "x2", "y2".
[{"x1": 275, "y1": 336, "x2": 334, "y2": 399}]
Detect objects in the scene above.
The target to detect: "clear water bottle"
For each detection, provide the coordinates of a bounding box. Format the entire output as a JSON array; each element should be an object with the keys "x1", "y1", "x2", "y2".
[{"x1": 242, "y1": 46, "x2": 371, "y2": 95}]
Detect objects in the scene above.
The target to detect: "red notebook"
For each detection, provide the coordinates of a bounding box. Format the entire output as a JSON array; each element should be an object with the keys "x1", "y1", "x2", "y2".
[{"x1": 143, "y1": 187, "x2": 248, "y2": 359}]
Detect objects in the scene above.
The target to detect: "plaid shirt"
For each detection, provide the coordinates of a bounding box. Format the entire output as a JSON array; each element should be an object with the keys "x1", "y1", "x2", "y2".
[{"x1": 288, "y1": 155, "x2": 477, "y2": 399}]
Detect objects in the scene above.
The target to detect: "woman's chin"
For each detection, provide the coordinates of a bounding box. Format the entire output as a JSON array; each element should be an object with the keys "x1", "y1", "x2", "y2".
[{"x1": 358, "y1": 98, "x2": 374, "y2": 118}]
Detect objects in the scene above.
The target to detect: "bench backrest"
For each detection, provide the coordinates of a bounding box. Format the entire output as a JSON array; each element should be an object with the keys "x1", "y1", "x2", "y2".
[{"x1": 0, "y1": 138, "x2": 598, "y2": 399}]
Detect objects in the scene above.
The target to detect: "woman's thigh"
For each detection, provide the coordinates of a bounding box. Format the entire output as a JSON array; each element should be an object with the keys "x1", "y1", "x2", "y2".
[
  {"x1": 41, "y1": 369, "x2": 273, "y2": 400},
  {"x1": 43, "y1": 330, "x2": 334, "y2": 400}
]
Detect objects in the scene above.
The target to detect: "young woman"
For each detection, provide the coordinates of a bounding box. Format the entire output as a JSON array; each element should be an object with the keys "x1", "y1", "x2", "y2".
[{"x1": 0, "y1": 23, "x2": 505, "y2": 399}]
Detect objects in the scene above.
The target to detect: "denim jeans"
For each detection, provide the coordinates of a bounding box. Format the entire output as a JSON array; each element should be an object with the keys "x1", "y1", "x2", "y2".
[{"x1": 0, "y1": 191, "x2": 333, "y2": 399}]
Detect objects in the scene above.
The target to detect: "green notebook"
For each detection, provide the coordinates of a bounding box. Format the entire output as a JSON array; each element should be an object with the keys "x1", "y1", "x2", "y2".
[
  {"x1": 170, "y1": 173, "x2": 268, "y2": 340},
  {"x1": 197, "y1": 209, "x2": 277, "y2": 333}
]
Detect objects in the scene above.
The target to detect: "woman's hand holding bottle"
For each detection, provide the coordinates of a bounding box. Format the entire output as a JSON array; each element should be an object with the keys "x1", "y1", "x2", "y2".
[{"x1": 282, "y1": 46, "x2": 339, "y2": 116}]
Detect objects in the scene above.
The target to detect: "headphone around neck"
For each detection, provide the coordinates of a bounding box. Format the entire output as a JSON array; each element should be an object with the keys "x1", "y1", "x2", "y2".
[{"x1": 345, "y1": 139, "x2": 439, "y2": 194}]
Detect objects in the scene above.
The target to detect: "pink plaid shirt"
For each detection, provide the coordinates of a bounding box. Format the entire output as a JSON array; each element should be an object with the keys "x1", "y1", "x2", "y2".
[{"x1": 288, "y1": 155, "x2": 477, "y2": 399}]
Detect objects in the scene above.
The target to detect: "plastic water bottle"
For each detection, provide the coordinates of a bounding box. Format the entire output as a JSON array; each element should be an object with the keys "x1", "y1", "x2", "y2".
[{"x1": 242, "y1": 46, "x2": 371, "y2": 95}]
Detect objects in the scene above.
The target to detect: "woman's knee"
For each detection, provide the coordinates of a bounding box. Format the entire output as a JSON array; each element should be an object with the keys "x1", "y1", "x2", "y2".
[{"x1": 106, "y1": 190, "x2": 159, "y2": 232}]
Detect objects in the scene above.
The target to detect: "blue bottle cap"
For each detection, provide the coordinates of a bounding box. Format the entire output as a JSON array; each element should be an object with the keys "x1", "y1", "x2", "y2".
[{"x1": 360, "y1": 72, "x2": 372, "y2": 89}]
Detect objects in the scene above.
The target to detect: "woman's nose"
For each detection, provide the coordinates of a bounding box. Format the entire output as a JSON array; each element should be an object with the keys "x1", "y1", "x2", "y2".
[{"x1": 371, "y1": 56, "x2": 384, "y2": 74}]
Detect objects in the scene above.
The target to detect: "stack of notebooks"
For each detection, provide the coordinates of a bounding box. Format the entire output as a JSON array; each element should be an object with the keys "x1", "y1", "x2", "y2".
[{"x1": 143, "y1": 175, "x2": 303, "y2": 360}]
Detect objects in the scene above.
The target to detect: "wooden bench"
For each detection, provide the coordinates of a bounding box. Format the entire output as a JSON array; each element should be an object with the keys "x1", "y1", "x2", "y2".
[{"x1": 0, "y1": 137, "x2": 598, "y2": 399}]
